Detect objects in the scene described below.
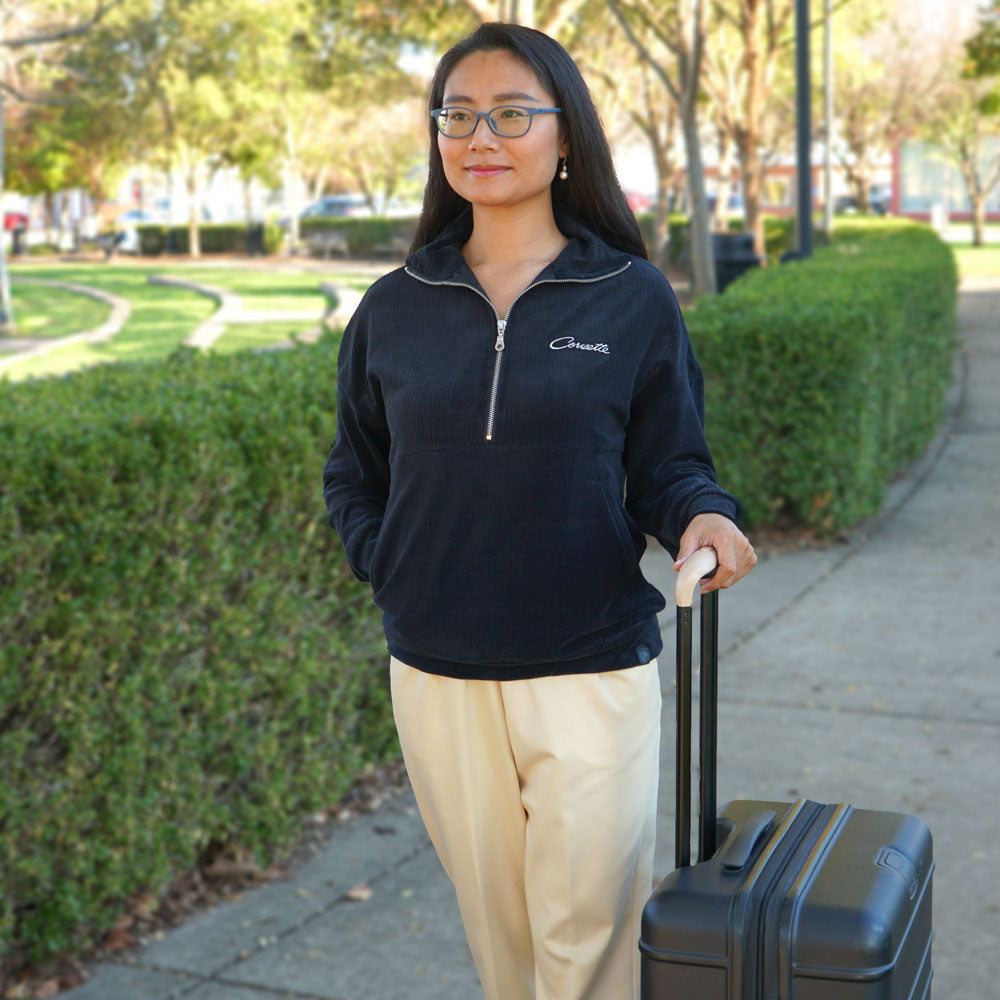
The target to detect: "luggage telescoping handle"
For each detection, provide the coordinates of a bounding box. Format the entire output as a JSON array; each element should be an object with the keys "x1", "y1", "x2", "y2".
[{"x1": 674, "y1": 546, "x2": 720, "y2": 870}]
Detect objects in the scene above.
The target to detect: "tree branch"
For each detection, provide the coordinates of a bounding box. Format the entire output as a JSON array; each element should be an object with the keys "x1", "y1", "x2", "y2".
[
  {"x1": 2, "y1": 0, "x2": 124, "y2": 49},
  {"x1": 606, "y1": 0, "x2": 681, "y2": 101},
  {"x1": 461, "y1": 0, "x2": 495, "y2": 22},
  {"x1": 0, "y1": 79, "x2": 72, "y2": 106},
  {"x1": 776, "y1": 0, "x2": 853, "y2": 49},
  {"x1": 542, "y1": 0, "x2": 590, "y2": 37}
]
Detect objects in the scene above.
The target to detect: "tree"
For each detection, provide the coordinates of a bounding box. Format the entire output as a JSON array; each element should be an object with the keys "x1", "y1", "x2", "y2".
[
  {"x1": 928, "y1": 3, "x2": 1000, "y2": 246},
  {"x1": 607, "y1": 0, "x2": 716, "y2": 294},
  {"x1": 827, "y1": 0, "x2": 965, "y2": 219},
  {"x1": 700, "y1": 0, "x2": 802, "y2": 258},
  {"x1": 0, "y1": 0, "x2": 122, "y2": 330}
]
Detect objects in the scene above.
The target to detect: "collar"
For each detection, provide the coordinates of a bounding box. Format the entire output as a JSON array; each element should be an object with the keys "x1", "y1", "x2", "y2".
[{"x1": 405, "y1": 206, "x2": 632, "y2": 285}]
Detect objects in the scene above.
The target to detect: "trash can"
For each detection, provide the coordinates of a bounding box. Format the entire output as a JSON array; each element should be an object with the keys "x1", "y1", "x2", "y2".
[
  {"x1": 711, "y1": 232, "x2": 761, "y2": 292},
  {"x1": 247, "y1": 222, "x2": 265, "y2": 256}
]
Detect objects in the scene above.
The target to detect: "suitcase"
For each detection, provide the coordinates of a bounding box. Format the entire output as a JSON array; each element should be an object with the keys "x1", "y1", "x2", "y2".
[{"x1": 640, "y1": 548, "x2": 934, "y2": 999}]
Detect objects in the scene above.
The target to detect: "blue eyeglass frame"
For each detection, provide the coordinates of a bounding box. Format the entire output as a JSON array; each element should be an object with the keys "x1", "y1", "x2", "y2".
[{"x1": 431, "y1": 105, "x2": 562, "y2": 138}]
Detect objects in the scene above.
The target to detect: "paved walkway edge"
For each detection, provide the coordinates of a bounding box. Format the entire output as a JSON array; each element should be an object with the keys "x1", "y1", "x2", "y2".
[{"x1": 0, "y1": 277, "x2": 131, "y2": 369}]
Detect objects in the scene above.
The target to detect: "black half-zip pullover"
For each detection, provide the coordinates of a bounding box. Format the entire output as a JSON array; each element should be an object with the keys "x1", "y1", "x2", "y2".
[{"x1": 323, "y1": 210, "x2": 738, "y2": 680}]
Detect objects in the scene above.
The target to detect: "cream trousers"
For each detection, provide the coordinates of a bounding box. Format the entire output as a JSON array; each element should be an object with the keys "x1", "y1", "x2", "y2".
[{"x1": 389, "y1": 656, "x2": 661, "y2": 1000}]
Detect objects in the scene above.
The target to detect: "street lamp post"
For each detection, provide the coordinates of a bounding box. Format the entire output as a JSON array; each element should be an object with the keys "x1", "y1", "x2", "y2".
[{"x1": 795, "y1": 0, "x2": 813, "y2": 257}]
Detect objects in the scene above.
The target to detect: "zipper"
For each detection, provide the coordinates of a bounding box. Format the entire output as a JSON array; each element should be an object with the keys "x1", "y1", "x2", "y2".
[
  {"x1": 406, "y1": 262, "x2": 631, "y2": 442},
  {"x1": 486, "y1": 318, "x2": 506, "y2": 441}
]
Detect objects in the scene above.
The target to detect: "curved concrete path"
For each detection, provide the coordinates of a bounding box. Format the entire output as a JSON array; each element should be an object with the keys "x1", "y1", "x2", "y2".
[
  {"x1": 62, "y1": 277, "x2": 1000, "y2": 1000},
  {"x1": 0, "y1": 277, "x2": 131, "y2": 370},
  {"x1": 146, "y1": 275, "x2": 358, "y2": 350}
]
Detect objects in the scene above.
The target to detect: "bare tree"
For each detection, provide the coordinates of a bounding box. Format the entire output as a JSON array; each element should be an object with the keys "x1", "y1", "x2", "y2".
[
  {"x1": 608, "y1": 0, "x2": 716, "y2": 294},
  {"x1": 702, "y1": 0, "x2": 797, "y2": 258},
  {"x1": 924, "y1": 75, "x2": 1000, "y2": 246},
  {"x1": 831, "y1": 0, "x2": 965, "y2": 217}
]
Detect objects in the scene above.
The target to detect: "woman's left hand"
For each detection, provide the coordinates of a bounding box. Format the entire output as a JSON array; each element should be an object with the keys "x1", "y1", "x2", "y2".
[{"x1": 674, "y1": 513, "x2": 757, "y2": 594}]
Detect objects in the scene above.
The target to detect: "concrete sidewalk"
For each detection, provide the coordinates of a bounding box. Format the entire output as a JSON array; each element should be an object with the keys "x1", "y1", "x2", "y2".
[{"x1": 65, "y1": 278, "x2": 1000, "y2": 999}]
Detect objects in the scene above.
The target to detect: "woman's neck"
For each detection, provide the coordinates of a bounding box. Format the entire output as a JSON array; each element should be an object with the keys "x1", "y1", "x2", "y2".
[{"x1": 462, "y1": 201, "x2": 568, "y2": 271}]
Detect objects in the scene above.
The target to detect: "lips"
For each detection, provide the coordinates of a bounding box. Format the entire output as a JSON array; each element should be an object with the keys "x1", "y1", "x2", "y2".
[{"x1": 466, "y1": 165, "x2": 510, "y2": 177}]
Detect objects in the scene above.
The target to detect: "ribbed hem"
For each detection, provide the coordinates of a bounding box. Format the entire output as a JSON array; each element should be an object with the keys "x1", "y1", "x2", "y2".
[{"x1": 386, "y1": 615, "x2": 663, "y2": 681}]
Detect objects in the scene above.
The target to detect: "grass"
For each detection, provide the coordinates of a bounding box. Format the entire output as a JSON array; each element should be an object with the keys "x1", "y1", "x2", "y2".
[
  {"x1": 155, "y1": 267, "x2": 334, "y2": 315},
  {"x1": 949, "y1": 243, "x2": 1000, "y2": 279},
  {"x1": 211, "y1": 321, "x2": 323, "y2": 354},
  {"x1": 6, "y1": 280, "x2": 110, "y2": 339},
  {"x1": 2, "y1": 264, "x2": 215, "y2": 381},
  {"x1": 1, "y1": 261, "x2": 381, "y2": 381}
]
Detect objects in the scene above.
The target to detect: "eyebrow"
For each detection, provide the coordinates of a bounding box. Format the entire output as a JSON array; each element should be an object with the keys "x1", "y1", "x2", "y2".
[{"x1": 441, "y1": 90, "x2": 543, "y2": 105}]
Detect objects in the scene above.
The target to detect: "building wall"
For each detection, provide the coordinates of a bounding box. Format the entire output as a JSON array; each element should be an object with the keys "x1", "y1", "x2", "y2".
[{"x1": 893, "y1": 138, "x2": 1000, "y2": 222}]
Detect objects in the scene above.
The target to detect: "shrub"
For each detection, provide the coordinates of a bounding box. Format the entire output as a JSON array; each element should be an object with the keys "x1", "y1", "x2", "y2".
[
  {"x1": 0, "y1": 335, "x2": 392, "y2": 965},
  {"x1": 136, "y1": 223, "x2": 284, "y2": 256},
  {"x1": 687, "y1": 220, "x2": 958, "y2": 534},
  {"x1": 634, "y1": 212, "x2": 796, "y2": 268},
  {"x1": 299, "y1": 217, "x2": 416, "y2": 257}
]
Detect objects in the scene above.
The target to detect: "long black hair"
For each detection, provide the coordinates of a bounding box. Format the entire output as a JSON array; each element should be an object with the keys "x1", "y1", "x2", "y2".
[{"x1": 411, "y1": 22, "x2": 647, "y2": 259}]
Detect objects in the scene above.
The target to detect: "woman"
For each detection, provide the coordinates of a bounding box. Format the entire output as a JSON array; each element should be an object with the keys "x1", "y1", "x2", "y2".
[{"x1": 323, "y1": 21, "x2": 756, "y2": 1000}]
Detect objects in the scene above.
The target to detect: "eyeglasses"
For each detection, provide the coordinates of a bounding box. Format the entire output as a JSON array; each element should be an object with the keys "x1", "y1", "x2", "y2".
[{"x1": 431, "y1": 105, "x2": 562, "y2": 139}]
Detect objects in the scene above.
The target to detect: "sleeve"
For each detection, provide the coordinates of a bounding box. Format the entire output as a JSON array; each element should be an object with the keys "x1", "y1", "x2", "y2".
[
  {"x1": 322, "y1": 300, "x2": 391, "y2": 583},
  {"x1": 623, "y1": 286, "x2": 739, "y2": 556}
]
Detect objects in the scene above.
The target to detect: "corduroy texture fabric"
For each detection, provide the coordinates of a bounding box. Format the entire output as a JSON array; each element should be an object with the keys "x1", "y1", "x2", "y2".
[
  {"x1": 389, "y1": 656, "x2": 662, "y2": 1000},
  {"x1": 323, "y1": 210, "x2": 737, "y2": 680}
]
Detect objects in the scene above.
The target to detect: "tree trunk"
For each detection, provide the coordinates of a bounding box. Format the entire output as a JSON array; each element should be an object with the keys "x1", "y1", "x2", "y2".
[
  {"x1": 0, "y1": 83, "x2": 14, "y2": 331},
  {"x1": 741, "y1": 2, "x2": 765, "y2": 258},
  {"x1": 653, "y1": 148, "x2": 673, "y2": 271},
  {"x1": 712, "y1": 129, "x2": 733, "y2": 233},
  {"x1": 972, "y1": 194, "x2": 985, "y2": 247},
  {"x1": 856, "y1": 173, "x2": 872, "y2": 215},
  {"x1": 186, "y1": 170, "x2": 201, "y2": 259},
  {"x1": 738, "y1": 137, "x2": 766, "y2": 258},
  {"x1": 243, "y1": 177, "x2": 254, "y2": 230},
  {"x1": 682, "y1": 104, "x2": 717, "y2": 296}
]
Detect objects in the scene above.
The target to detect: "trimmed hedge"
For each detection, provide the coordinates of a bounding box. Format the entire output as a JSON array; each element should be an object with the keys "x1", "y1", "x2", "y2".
[
  {"x1": 136, "y1": 222, "x2": 284, "y2": 256},
  {"x1": 299, "y1": 217, "x2": 417, "y2": 257},
  {"x1": 634, "y1": 212, "x2": 799, "y2": 268},
  {"x1": 0, "y1": 338, "x2": 391, "y2": 964},
  {"x1": 687, "y1": 220, "x2": 958, "y2": 534}
]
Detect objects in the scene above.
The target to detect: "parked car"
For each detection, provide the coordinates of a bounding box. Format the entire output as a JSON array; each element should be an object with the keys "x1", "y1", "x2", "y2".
[
  {"x1": 300, "y1": 193, "x2": 370, "y2": 220},
  {"x1": 834, "y1": 186, "x2": 890, "y2": 215},
  {"x1": 113, "y1": 209, "x2": 157, "y2": 253}
]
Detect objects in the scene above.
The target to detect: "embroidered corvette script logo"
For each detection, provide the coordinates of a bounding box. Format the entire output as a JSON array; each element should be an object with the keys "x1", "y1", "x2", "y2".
[{"x1": 549, "y1": 336, "x2": 611, "y2": 355}]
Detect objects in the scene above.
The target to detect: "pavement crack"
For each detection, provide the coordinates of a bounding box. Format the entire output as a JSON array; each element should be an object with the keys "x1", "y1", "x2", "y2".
[{"x1": 715, "y1": 694, "x2": 999, "y2": 729}]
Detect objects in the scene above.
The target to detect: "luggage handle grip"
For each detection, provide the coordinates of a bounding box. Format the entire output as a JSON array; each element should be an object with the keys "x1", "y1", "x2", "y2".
[
  {"x1": 719, "y1": 809, "x2": 777, "y2": 872},
  {"x1": 675, "y1": 547, "x2": 719, "y2": 607}
]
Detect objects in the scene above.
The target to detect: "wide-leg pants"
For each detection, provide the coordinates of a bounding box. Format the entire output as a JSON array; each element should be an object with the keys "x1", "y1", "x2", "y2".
[{"x1": 389, "y1": 656, "x2": 661, "y2": 1000}]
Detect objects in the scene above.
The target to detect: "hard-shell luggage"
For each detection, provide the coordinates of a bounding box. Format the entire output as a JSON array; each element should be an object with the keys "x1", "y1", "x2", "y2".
[{"x1": 640, "y1": 549, "x2": 934, "y2": 999}]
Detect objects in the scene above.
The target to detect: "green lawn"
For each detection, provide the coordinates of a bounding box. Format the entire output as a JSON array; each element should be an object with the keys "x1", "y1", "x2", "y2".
[
  {"x1": 950, "y1": 243, "x2": 1000, "y2": 279},
  {"x1": 7, "y1": 279, "x2": 111, "y2": 339},
  {"x1": 1, "y1": 262, "x2": 379, "y2": 382},
  {"x1": 156, "y1": 267, "x2": 334, "y2": 315},
  {"x1": 2, "y1": 264, "x2": 216, "y2": 381},
  {"x1": 212, "y1": 321, "x2": 324, "y2": 354}
]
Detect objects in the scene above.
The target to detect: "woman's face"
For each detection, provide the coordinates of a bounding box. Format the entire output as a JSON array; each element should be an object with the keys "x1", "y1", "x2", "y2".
[{"x1": 437, "y1": 49, "x2": 566, "y2": 214}]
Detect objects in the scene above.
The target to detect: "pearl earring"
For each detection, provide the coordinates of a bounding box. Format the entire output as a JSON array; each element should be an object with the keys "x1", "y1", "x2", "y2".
[{"x1": 559, "y1": 157, "x2": 568, "y2": 181}]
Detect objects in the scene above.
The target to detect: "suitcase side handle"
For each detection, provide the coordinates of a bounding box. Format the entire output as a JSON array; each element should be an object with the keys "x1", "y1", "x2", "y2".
[{"x1": 675, "y1": 546, "x2": 718, "y2": 607}]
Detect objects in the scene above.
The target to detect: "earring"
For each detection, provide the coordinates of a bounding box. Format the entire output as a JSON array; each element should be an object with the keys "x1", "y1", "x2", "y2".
[{"x1": 559, "y1": 157, "x2": 568, "y2": 181}]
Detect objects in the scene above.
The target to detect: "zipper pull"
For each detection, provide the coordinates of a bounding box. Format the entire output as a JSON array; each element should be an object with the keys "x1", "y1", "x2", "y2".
[{"x1": 495, "y1": 318, "x2": 506, "y2": 352}]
